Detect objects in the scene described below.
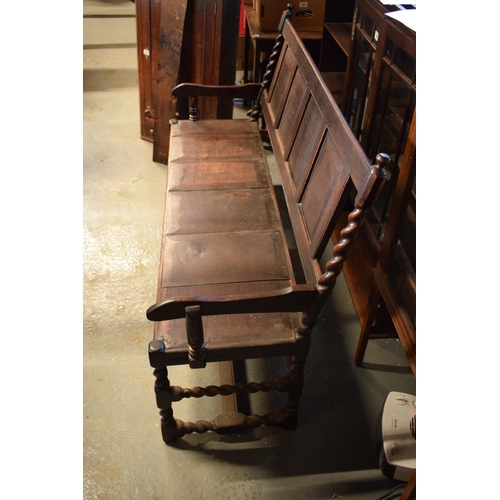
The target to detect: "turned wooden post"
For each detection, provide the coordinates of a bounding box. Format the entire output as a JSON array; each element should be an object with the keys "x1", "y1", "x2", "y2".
[
  {"x1": 297, "y1": 153, "x2": 390, "y2": 338},
  {"x1": 188, "y1": 96, "x2": 199, "y2": 121},
  {"x1": 318, "y1": 154, "x2": 389, "y2": 291},
  {"x1": 186, "y1": 305, "x2": 206, "y2": 368},
  {"x1": 149, "y1": 340, "x2": 179, "y2": 443},
  {"x1": 250, "y1": 5, "x2": 293, "y2": 122}
]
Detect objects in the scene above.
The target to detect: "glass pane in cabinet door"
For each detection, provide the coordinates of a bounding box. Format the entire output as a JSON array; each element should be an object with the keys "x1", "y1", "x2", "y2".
[
  {"x1": 368, "y1": 42, "x2": 415, "y2": 166},
  {"x1": 361, "y1": 12, "x2": 374, "y2": 38},
  {"x1": 369, "y1": 71, "x2": 415, "y2": 165},
  {"x1": 346, "y1": 36, "x2": 374, "y2": 137},
  {"x1": 367, "y1": 67, "x2": 415, "y2": 240},
  {"x1": 394, "y1": 45, "x2": 416, "y2": 82}
]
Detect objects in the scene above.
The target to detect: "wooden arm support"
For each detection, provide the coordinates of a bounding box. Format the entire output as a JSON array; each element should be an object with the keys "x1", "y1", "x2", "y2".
[
  {"x1": 172, "y1": 83, "x2": 262, "y2": 121},
  {"x1": 172, "y1": 83, "x2": 262, "y2": 101},
  {"x1": 185, "y1": 305, "x2": 206, "y2": 369},
  {"x1": 317, "y1": 154, "x2": 389, "y2": 294},
  {"x1": 146, "y1": 285, "x2": 317, "y2": 322}
]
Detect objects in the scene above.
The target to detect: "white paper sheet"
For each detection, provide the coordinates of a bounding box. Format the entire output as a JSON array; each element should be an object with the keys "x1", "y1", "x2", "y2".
[
  {"x1": 385, "y1": 9, "x2": 416, "y2": 32},
  {"x1": 379, "y1": 1, "x2": 416, "y2": 5}
]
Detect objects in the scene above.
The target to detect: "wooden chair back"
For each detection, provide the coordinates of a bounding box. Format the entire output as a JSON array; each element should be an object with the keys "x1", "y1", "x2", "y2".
[{"x1": 261, "y1": 18, "x2": 387, "y2": 285}]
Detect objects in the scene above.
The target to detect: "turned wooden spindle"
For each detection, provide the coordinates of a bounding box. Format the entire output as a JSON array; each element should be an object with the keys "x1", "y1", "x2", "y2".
[
  {"x1": 297, "y1": 153, "x2": 390, "y2": 337},
  {"x1": 250, "y1": 5, "x2": 293, "y2": 122},
  {"x1": 185, "y1": 305, "x2": 206, "y2": 368},
  {"x1": 318, "y1": 153, "x2": 389, "y2": 294},
  {"x1": 188, "y1": 96, "x2": 199, "y2": 121},
  {"x1": 149, "y1": 340, "x2": 179, "y2": 442}
]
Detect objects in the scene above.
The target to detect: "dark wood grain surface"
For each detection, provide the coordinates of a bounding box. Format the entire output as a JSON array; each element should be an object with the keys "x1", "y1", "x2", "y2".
[{"x1": 147, "y1": 11, "x2": 390, "y2": 442}]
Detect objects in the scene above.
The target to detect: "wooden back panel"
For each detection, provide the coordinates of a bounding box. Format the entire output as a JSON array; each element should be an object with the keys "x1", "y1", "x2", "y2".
[{"x1": 262, "y1": 19, "x2": 377, "y2": 284}]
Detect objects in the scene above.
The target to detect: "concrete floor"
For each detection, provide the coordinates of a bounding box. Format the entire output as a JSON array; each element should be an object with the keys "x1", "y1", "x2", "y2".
[{"x1": 83, "y1": 1, "x2": 416, "y2": 498}]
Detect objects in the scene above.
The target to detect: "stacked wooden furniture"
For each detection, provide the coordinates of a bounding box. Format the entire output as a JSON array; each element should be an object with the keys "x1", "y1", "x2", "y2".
[{"x1": 146, "y1": 7, "x2": 390, "y2": 443}]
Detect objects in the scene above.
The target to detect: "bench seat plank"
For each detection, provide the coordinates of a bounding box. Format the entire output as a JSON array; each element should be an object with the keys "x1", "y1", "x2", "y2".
[
  {"x1": 169, "y1": 121, "x2": 264, "y2": 163},
  {"x1": 152, "y1": 116, "x2": 300, "y2": 357},
  {"x1": 167, "y1": 159, "x2": 270, "y2": 191},
  {"x1": 160, "y1": 117, "x2": 292, "y2": 292},
  {"x1": 161, "y1": 231, "x2": 290, "y2": 287},
  {"x1": 164, "y1": 189, "x2": 280, "y2": 235},
  {"x1": 155, "y1": 310, "x2": 301, "y2": 364}
]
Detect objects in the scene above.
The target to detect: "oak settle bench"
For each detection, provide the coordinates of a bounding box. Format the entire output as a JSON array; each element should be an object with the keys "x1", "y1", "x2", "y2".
[{"x1": 146, "y1": 5, "x2": 390, "y2": 444}]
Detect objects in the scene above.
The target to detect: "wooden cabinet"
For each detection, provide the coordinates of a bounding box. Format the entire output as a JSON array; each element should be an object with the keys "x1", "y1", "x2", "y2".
[
  {"x1": 355, "y1": 109, "x2": 416, "y2": 374},
  {"x1": 360, "y1": 10, "x2": 416, "y2": 249},
  {"x1": 318, "y1": 0, "x2": 355, "y2": 106},
  {"x1": 342, "y1": 0, "x2": 387, "y2": 136},
  {"x1": 134, "y1": 0, "x2": 240, "y2": 162},
  {"x1": 324, "y1": 0, "x2": 416, "y2": 371},
  {"x1": 135, "y1": 0, "x2": 161, "y2": 142}
]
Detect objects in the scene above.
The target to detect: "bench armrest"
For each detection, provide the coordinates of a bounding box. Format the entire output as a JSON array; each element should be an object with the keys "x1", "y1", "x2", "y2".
[
  {"x1": 146, "y1": 285, "x2": 317, "y2": 321},
  {"x1": 172, "y1": 82, "x2": 261, "y2": 101}
]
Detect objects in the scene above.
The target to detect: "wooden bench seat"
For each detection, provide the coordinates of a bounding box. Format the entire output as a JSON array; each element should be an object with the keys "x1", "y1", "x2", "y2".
[
  {"x1": 152, "y1": 117, "x2": 310, "y2": 364},
  {"x1": 146, "y1": 6, "x2": 390, "y2": 444}
]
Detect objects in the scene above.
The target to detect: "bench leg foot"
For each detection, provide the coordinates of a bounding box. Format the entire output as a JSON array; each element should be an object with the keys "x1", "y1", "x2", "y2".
[{"x1": 159, "y1": 409, "x2": 181, "y2": 443}]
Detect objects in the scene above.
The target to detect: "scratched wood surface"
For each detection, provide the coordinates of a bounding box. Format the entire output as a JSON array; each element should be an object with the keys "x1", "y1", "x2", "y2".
[
  {"x1": 152, "y1": 0, "x2": 240, "y2": 163},
  {"x1": 152, "y1": 0, "x2": 188, "y2": 164}
]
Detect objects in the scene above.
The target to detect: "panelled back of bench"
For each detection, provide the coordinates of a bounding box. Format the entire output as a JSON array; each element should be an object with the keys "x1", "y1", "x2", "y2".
[{"x1": 262, "y1": 20, "x2": 374, "y2": 285}]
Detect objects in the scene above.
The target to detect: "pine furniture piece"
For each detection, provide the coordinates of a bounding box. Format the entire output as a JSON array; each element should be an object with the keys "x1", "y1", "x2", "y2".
[{"x1": 146, "y1": 6, "x2": 389, "y2": 443}]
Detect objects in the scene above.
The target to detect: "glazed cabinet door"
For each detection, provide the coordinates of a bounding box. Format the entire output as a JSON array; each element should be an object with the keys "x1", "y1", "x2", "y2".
[
  {"x1": 362, "y1": 15, "x2": 416, "y2": 244},
  {"x1": 342, "y1": 0, "x2": 386, "y2": 138}
]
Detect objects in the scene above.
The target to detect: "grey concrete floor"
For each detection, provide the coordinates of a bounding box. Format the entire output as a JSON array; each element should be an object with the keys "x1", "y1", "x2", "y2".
[{"x1": 83, "y1": 1, "x2": 416, "y2": 499}]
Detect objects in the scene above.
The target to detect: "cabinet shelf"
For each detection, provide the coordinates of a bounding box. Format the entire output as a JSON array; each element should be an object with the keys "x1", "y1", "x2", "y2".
[
  {"x1": 323, "y1": 22, "x2": 352, "y2": 56},
  {"x1": 318, "y1": 1, "x2": 355, "y2": 77}
]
